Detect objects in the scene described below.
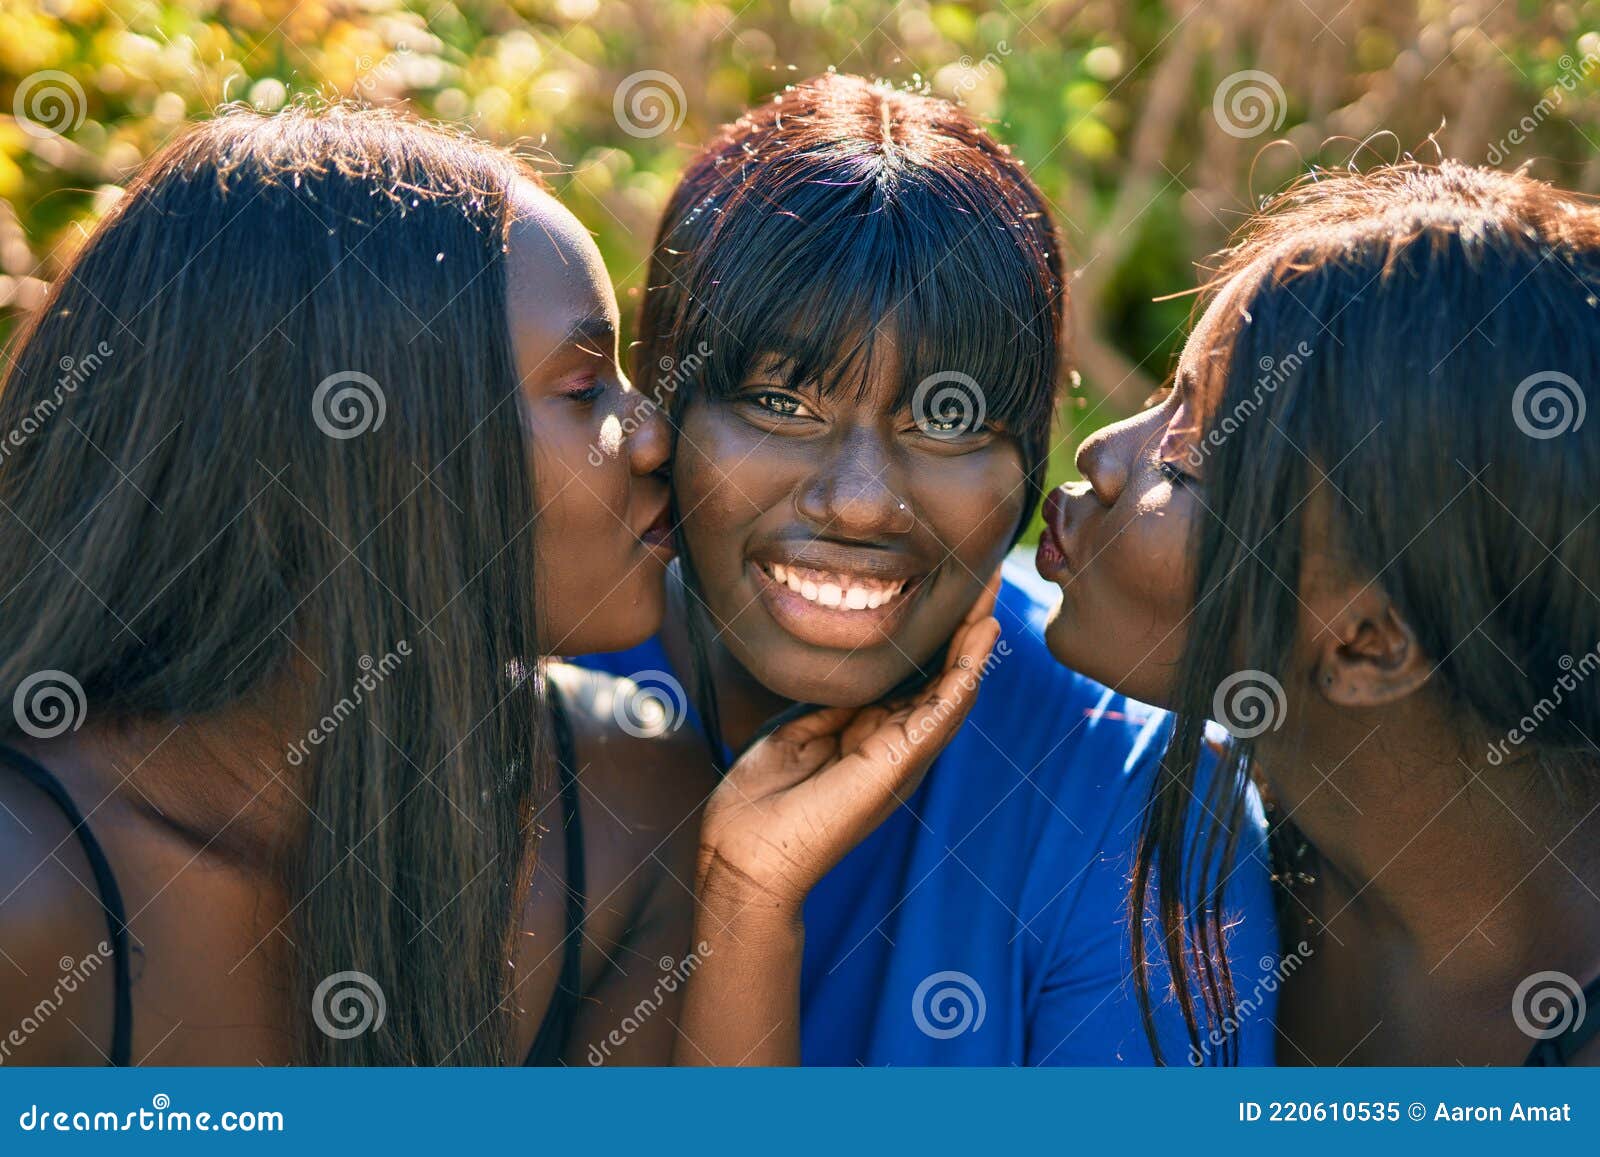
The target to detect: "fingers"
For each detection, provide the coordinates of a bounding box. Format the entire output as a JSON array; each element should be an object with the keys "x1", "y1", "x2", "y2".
[
  {"x1": 942, "y1": 566, "x2": 1004, "y2": 676},
  {"x1": 768, "y1": 704, "x2": 856, "y2": 745}
]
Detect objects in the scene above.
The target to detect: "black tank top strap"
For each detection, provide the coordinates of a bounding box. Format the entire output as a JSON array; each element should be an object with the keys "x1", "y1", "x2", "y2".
[
  {"x1": 0, "y1": 742, "x2": 132, "y2": 1066},
  {"x1": 1523, "y1": 974, "x2": 1600, "y2": 1066},
  {"x1": 524, "y1": 688, "x2": 586, "y2": 1066}
]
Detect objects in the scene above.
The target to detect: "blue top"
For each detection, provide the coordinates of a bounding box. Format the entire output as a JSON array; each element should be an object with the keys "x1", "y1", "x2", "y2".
[{"x1": 579, "y1": 558, "x2": 1280, "y2": 1065}]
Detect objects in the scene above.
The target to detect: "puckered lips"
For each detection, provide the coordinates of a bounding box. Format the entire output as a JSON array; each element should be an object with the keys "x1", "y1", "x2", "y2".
[
  {"x1": 1035, "y1": 485, "x2": 1080, "y2": 582},
  {"x1": 747, "y1": 540, "x2": 929, "y2": 650},
  {"x1": 636, "y1": 496, "x2": 677, "y2": 559}
]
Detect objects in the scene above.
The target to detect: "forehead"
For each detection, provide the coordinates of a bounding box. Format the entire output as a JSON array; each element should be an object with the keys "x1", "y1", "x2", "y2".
[
  {"x1": 503, "y1": 180, "x2": 615, "y2": 333},
  {"x1": 1175, "y1": 268, "x2": 1260, "y2": 410}
]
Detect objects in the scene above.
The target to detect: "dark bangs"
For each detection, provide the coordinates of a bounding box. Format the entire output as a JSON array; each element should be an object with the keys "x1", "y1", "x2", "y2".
[{"x1": 637, "y1": 74, "x2": 1064, "y2": 524}]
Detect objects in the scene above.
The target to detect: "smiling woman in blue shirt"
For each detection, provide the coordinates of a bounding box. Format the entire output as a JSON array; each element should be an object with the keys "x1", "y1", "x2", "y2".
[{"x1": 580, "y1": 73, "x2": 1279, "y2": 1066}]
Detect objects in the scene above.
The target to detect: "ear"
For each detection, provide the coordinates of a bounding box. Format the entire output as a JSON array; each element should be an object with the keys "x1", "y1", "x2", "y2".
[{"x1": 1312, "y1": 586, "x2": 1432, "y2": 708}]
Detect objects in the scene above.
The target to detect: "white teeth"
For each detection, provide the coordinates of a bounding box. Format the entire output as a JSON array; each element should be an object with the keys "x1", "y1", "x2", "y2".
[{"x1": 763, "y1": 562, "x2": 911, "y2": 611}]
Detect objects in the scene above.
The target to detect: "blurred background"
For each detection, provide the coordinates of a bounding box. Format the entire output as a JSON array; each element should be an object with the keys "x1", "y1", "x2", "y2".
[{"x1": 3, "y1": 0, "x2": 1598, "y2": 536}]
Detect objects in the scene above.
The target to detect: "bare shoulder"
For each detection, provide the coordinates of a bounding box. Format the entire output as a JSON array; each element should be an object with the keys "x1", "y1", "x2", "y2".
[{"x1": 0, "y1": 773, "x2": 121, "y2": 1064}]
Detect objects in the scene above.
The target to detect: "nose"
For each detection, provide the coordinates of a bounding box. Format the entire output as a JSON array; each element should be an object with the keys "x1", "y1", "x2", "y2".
[
  {"x1": 1074, "y1": 415, "x2": 1137, "y2": 509},
  {"x1": 794, "y1": 428, "x2": 916, "y2": 539},
  {"x1": 618, "y1": 373, "x2": 671, "y2": 477}
]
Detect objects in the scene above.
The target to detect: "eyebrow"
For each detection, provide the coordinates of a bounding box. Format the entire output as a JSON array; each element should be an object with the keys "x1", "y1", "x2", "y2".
[{"x1": 562, "y1": 316, "x2": 616, "y2": 358}]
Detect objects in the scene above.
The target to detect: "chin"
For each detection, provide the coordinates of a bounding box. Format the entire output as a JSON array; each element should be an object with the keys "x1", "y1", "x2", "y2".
[
  {"x1": 1044, "y1": 612, "x2": 1176, "y2": 709},
  {"x1": 557, "y1": 587, "x2": 666, "y2": 656},
  {"x1": 731, "y1": 640, "x2": 907, "y2": 709}
]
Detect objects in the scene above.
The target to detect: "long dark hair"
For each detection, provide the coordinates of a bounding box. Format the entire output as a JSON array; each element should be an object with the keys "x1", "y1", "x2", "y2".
[
  {"x1": 0, "y1": 105, "x2": 548, "y2": 1064},
  {"x1": 1134, "y1": 161, "x2": 1600, "y2": 1062},
  {"x1": 636, "y1": 74, "x2": 1065, "y2": 752}
]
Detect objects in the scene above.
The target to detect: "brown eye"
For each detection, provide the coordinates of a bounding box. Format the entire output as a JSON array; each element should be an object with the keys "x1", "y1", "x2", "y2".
[{"x1": 752, "y1": 390, "x2": 806, "y2": 416}]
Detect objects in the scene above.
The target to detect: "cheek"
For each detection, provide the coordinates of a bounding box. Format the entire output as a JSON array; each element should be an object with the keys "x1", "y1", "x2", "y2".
[
  {"x1": 915, "y1": 449, "x2": 1027, "y2": 564},
  {"x1": 673, "y1": 410, "x2": 778, "y2": 580},
  {"x1": 530, "y1": 406, "x2": 629, "y2": 546},
  {"x1": 1111, "y1": 496, "x2": 1195, "y2": 618}
]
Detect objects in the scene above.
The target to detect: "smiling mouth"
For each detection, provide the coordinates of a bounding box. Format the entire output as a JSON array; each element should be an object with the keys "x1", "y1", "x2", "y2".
[
  {"x1": 749, "y1": 559, "x2": 925, "y2": 649},
  {"x1": 760, "y1": 562, "x2": 908, "y2": 611}
]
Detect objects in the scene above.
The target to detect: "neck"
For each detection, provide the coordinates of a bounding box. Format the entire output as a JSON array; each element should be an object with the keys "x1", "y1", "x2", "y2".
[
  {"x1": 1265, "y1": 716, "x2": 1600, "y2": 1044},
  {"x1": 660, "y1": 565, "x2": 796, "y2": 754}
]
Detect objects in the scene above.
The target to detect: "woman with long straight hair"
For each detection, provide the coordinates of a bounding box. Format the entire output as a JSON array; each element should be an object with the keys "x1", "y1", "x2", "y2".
[
  {"x1": 1036, "y1": 160, "x2": 1600, "y2": 1065},
  {"x1": 0, "y1": 103, "x2": 721, "y2": 1065}
]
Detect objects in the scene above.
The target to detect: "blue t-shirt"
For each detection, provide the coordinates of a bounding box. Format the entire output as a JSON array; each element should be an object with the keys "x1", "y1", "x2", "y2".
[{"x1": 579, "y1": 559, "x2": 1280, "y2": 1065}]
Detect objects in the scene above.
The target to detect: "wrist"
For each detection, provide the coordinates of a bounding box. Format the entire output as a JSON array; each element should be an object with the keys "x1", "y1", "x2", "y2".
[{"x1": 695, "y1": 848, "x2": 807, "y2": 933}]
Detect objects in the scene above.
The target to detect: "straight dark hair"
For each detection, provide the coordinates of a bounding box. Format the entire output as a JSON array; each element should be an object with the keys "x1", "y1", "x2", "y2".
[
  {"x1": 0, "y1": 104, "x2": 549, "y2": 1064},
  {"x1": 636, "y1": 73, "x2": 1065, "y2": 752},
  {"x1": 1134, "y1": 161, "x2": 1600, "y2": 1063}
]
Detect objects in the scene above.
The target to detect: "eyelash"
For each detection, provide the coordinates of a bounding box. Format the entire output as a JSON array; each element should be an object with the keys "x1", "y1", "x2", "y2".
[
  {"x1": 1158, "y1": 459, "x2": 1194, "y2": 488},
  {"x1": 565, "y1": 376, "x2": 605, "y2": 404}
]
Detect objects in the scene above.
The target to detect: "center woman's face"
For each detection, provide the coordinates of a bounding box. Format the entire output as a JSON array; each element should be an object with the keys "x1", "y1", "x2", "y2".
[{"x1": 673, "y1": 339, "x2": 1027, "y2": 706}]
